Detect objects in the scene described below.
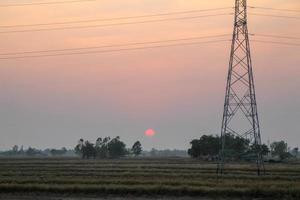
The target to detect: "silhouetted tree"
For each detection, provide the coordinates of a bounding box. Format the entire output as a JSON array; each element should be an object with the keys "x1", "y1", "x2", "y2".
[
  {"x1": 292, "y1": 147, "x2": 299, "y2": 157},
  {"x1": 243, "y1": 144, "x2": 270, "y2": 161},
  {"x1": 251, "y1": 144, "x2": 271, "y2": 156},
  {"x1": 188, "y1": 135, "x2": 220, "y2": 159},
  {"x1": 95, "y1": 137, "x2": 111, "y2": 158},
  {"x1": 188, "y1": 140, "x2": 202, "y2": 158},
  {"x1": 188, "y1": 134, "x2": 250, "y2": 160},
  {"x1": 224, "y1": 134, "x2": 250, "y2": 159},
  {"x1": 12, "y1": 145, "x2": 19, "y2": 154},
  {"x1": 75, "y1": 139, "x2": 84, "y2": 157},
  {"x1": 107, "y1": 136, "x2": 127, "y2": 158},
  {"x1": 26, "y1": 147, "x2": 41, "y2": 156},
  {"x1": 50, "y1": 147, "x2": 67, "y2": 156},
  {"x1": 82, "y1": 141, "x2": 96, "y2": 159},
  {"x1": 132, "y1": 141, "x2": 142, "y2": 156},
  {"x1": 75, "y1": 139, "x2": 96, "y2": 159},
  {"x1": 271, "y1": 141, "x2": 291, "y2": 160}
]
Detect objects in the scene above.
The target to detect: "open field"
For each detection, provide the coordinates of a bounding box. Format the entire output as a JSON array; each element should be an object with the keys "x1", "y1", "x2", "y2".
[{"x1": 0, "y1": 158, "x2": 299, "y2": 199}]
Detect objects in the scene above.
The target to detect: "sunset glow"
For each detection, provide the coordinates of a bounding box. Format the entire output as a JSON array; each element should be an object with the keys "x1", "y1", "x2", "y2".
[
  {"x1": 0, "y1": 0, "x2": 299, "y2": 198},
  {"x1": 145, "y1": 129, "x2": 155, "y2": 137},
  {"x1": 0, "y1": 0, "x2": 298, "y2": 150}
]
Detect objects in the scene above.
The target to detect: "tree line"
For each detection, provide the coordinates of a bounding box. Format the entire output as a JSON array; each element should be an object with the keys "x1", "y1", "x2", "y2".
[
  {"x1": 0, "y1": 134, "x2": 298, "y2": 161},
  {"x1": 0, "y1": 145, "x2": 70, "y2": 157},
  {"x1": 74, "y1": 136, "x2": 142, "y2": 159},
  {"x1": 188, "y1": 134, "x2": 299, "y2": 161}
]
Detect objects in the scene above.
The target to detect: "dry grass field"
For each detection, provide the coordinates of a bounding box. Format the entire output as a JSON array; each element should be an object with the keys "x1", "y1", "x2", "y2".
[{"x1": 0, "y1": 158, "x2": 299, "y2": 199}]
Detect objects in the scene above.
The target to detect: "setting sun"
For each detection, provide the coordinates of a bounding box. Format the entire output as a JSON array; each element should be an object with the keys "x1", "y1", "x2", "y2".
[{"x1": 145, "y1": 129, "x2": 155, "y2": 137}]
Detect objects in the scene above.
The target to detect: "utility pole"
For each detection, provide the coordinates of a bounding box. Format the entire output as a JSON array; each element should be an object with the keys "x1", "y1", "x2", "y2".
[{"x1": 217, "y1": 0, "x2": 265, "y2": 175}]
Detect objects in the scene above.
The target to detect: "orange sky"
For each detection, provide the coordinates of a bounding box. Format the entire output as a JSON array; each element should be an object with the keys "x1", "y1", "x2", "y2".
[{"x1": 0, "y1": 0, "x2": 299, "y2": 150}]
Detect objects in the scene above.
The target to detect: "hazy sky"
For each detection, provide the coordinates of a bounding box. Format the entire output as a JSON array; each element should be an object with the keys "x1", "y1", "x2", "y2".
[{"x1": 0, "y1": 0, "x2": 299, "y2": 150}]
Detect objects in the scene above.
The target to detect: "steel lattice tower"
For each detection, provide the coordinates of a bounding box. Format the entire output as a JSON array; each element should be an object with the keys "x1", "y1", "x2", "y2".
[{"x1": 217, "y1": 0, "x2": 265, "y2": 175}]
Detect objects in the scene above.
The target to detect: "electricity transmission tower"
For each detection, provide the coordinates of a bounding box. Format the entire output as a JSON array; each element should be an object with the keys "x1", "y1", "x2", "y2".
[{"x1": 217, "y1": 0, "x2": 265, "y2": 175}]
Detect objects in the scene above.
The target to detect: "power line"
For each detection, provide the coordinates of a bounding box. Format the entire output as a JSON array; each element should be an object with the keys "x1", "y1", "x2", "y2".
[
  {"x1": 248, "y1": 6, "x2": 300, "y2": 13},
  {"x1": 0, "y1": 13, "x2": 232, "y2": 34},
  {"x1": 0, "y1": 39, "x2": 230, "y2": 60},
  {"x1": 2, "y1": 33, "x2": 298, "y2": 57},
  {"x1": 251, "y1": 40, "x2": 300, "y2": 46},
  {"x1": 0, "y1": 0, "x2": 97, "y2": 7},
  {"x1": 250, "y1": 13, "x2": 300, "y2": 20},
  {"x1": 0, "y1": 38, "x2": 298, "y2": 60},
  {"x1": 0, "y1": 34, "x2": 231, "y2": 56},
  {"x1": 0, "y1": 7, "x2": 232, "y2": 28},
  {"x1": 250, "y1": 33, "x2": 300, "y2": 40}
]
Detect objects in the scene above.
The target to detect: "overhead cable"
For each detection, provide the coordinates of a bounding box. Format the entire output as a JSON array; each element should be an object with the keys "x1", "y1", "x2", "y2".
[
  {"x1": 0, "y1": 8, "x2": 233, "y2": 28},
  {"x1": 249, "y1": 6, "x2": 300, "y2": 13},
  {"x1": 0, "y1": 34, "x2": 231, "y2": 56},
  {"x1": 0, "y1": 0, "x2": 97, "y2": 7},
  {"x1": 0, "y1": 13, "x2": 232, "y2": 34},
  {"x1": 250, "y1": 33, "x2": 300, "y2": 40},
  {"x1": 250, "y1": 13, "x2": 300, "y2": 20},
  {"x1": 0, "y1": 39, "x2": 230, "y2": 60},
  {"x1": 251, "y1": 40, "x2": 300, "y2": 46}
]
